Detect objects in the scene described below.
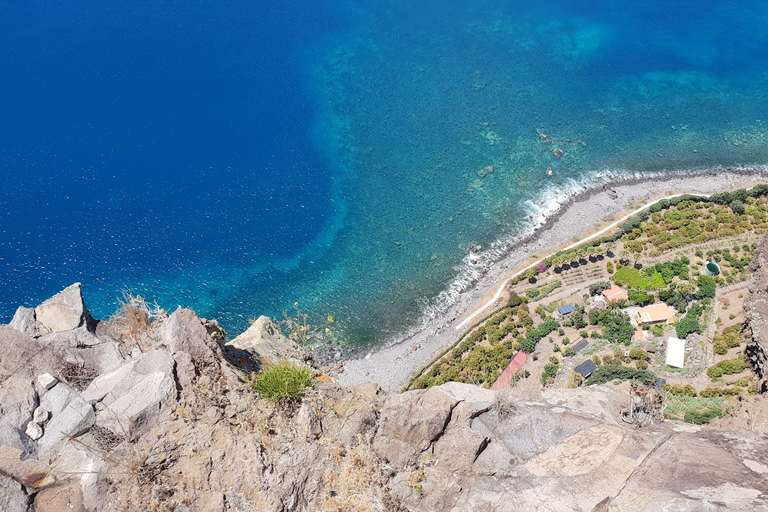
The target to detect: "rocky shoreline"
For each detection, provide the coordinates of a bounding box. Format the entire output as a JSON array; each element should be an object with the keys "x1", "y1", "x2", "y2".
[{"x1": 339, "y1": 167, "x2": 768, "y2": 391}]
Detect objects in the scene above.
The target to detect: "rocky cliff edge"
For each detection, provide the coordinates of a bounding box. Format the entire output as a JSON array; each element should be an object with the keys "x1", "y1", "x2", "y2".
[{"x1": 0, "y1": 285, "x2": 766, "y2": 511}]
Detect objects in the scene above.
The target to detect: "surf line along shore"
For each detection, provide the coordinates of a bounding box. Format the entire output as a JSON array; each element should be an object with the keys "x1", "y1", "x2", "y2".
[
  {"x1": 456, "y1": 191, "x2": 717, "y2": 331},
  {"x1": 337, "y1": 169, "x2": 767, "y2": 391}
]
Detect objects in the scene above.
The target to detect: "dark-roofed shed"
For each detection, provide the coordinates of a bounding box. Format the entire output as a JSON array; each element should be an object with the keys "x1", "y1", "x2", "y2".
[
  {"x1": 574, "y1": 360, "x2": 598, "y2": 379},
  {"x1": 573, "y1": 339, "x2": 589, "y2": 353}
]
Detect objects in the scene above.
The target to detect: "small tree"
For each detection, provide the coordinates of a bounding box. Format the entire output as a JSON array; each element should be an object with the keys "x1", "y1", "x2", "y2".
[{"x1": 730, "y1": 199, "x2": 745, "y2": 215}]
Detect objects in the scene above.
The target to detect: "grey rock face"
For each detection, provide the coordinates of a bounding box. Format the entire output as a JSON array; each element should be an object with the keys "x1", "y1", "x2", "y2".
[
  {"x1": 162, "y1": 307, "x2": 216, "y2": 365},
  {"x1": 37, "y1": 382, "x2": 95, "y2": 454},
  {"x1": 745, "y1": 236, "x2": 768, "y2": 393},
  {"x1": 373, "y1": 386, "x2": 460, "y2": 469},
  {"x1": 9, "y1": 307, "x2": 47, "y2": 337},
  {"x1": 34, "y1": 283, "x2": 94, "y2": 333},
  {"x1": 81, "y1": 348, "x2": 175, "y2": 437},
  {"x1": 0, "y1": 473, "x2": 29, "y2": 512},
  {"x1": 0, "y1": 376, "x2": 38, "y2": 431}
]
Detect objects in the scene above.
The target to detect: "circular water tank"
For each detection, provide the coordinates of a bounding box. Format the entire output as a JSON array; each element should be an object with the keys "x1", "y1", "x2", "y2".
[{"x1": 705, "y1": 261, "x2": 721, "y2": 276}]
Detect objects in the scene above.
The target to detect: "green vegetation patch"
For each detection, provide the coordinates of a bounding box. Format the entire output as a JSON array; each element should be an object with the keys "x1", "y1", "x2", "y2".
[
  {"x1": 707, "y1": 354, "x2": 747, "y2": 379},
  {"x1": 664, "y1": 395, "x2": 725, "y2": 425},
  {"x1": 585, "y1": 365, "x2": 656, "y2": 386},
  {"x1": 713, "y1": 324, "x2": 743, "y2": 355},
  {"x1": 412, "y1": 306, "x2": 523, "y2": 389},
  {"x1": 520, "y1": 317, "x2": 559, "y2": 353},
  {"x1": 253, "y1": 362, "x2": 314, "y2": 404},
  {"x1": 613, "y1": 266, "x2": 666, "y2": 290},
  {"x1": 525, "y1": 280, "x2": 562, "y2": 301},
  {"x1": 676, "y1": 302, "x2": 704, "y2": 339},
  {"x1": 589, "y1": 308, "x2": 634, "y2": 345},
  {"x1": 541, "y1": 356, "x2": 560, "y2": 386}
]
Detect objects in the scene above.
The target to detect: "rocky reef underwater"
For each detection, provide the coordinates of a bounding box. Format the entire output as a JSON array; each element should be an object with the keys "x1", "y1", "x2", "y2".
[{"x1": 0, "y1": 283, "x2": 767, "y2": 511}]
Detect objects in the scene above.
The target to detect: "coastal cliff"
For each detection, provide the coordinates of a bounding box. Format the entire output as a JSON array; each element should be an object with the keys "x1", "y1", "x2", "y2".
[
  {"x1": 744, "y1": 236, "x2": 768, "y2": 394},
  {"x1": 0, "y1": 285, "x2": 767, "y2": 511}
]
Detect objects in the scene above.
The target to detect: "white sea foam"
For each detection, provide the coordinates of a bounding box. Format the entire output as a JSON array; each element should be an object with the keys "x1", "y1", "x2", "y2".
[{"x1": 392, "y1": 165, "x2": 768, "y2": 348}]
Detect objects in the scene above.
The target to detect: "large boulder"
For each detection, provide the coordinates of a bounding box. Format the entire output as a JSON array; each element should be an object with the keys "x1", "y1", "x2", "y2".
[
  {"x1": 39, "y1": 326, "x2": 124, "y2": 378},
  {"x1": 0, "y1": 376, "x2": 39, "y2": 455},
  {"x1": 34, "y1": 283, "x2": 94, "y2": 334},
  {"x1": 37, "y1": 382, "x2": 95, "y2": 454},
  {"x1": 162, "y1": 307, "x2": 216, "y2": 365},
  {"x1": 373, "y1": 386, "x2": 460, "y2": 469},
  {"x1": 81, "y1": 348, "x2": 175, "y2": 437},
  {"x1": 9, "y1": 307, "x2": 47, "y2": 338},
  {"x1": 223, "y1": 315, "x2": 311, "y2": 372},
  {"x1": 0, "y1": 474, "x2": 29, "y2": 512}
]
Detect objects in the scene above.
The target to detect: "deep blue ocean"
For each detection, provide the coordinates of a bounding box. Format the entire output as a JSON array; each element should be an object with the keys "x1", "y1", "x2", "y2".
[{"x1": 2, "y1": 0, "x2": 768, "y2": 344}]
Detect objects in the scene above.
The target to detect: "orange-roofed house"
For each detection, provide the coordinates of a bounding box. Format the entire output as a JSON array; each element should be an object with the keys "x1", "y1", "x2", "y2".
[
  {"x1": 602, "y1": 285, "x2": 628, "y2": 302},
  {"x1": 635, "y1": 303, "x2": 675, "y2": 326}
]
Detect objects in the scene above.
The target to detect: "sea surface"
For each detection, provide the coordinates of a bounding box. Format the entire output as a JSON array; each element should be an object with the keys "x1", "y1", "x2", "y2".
[{"x1": 2, "y1": 0, "x2": 768, "y2": 345}]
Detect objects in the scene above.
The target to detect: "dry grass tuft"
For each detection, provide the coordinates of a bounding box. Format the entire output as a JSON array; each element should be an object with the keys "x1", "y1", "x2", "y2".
[
  {"x1": 108, "y1": 292, "x2": 163, "y2": 352},
  {"x1": 59, "y1": 361, "x2": 98, "y2": 391}
]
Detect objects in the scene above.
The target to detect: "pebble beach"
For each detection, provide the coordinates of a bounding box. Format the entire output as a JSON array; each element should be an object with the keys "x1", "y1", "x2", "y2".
[{"x1": 338, "y1": 168, "x2": 768, "y2": 391}]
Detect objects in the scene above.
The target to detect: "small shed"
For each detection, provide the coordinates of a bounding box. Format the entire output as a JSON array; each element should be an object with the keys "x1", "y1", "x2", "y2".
[
  {"x1": 572, "y1": 339, "x2": 589, "y2": 353},
  {"x1": 557, "y1": 304, "x2": 576, "y2": 315},
  {"x1": 666, "y1": 337, "x2": 686, "y2": 368},
  {"x1": 574, "y1": 360, "x2": 598, "y2": 379}
]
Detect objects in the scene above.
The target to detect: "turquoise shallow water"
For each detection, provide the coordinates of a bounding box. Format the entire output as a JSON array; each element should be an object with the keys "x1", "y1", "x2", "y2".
[{"x1": 3, "y1": 0, "x2": 768, "y2": 345}]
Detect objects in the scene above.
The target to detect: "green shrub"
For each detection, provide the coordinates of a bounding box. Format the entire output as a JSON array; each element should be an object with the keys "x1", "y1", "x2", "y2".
[
  {"x1": 707, "y1": 354, "x2": 747, "y2": 379},
  {"x1": 699, "y1": 386, "x2": 743, "y2": 398},
  {"x1": 676, "y1": 302, "x2": 703, "y2": 339},
  {"x1": 588, "y1": 281, "x2": 612, "y2": 296},
  {"x1": 541, "y1": 362, "x2": 559, "y2": 386},
  {"x1": 589, "y1": 308, "x2": 634, "y2": 345},
  {"x1": 520, "y1": 317, "x2": 559, "y2": 353},
  {"x1": 664, "y1": 384, "x2": 697, "y2": 396},
  {"x1": 563, "y1": 347, "x2": 576, "y2": 357},
  {"x1": 685, "y1": 409, "x2": 724, "y2": 425},
  {"x1": 696, "y1": 275, "x2": 716, "y2": 299},
  {"x1": 635, "y1": 360, "x2": 649, "y2": 370},
  {"x1": 586, "y1": 365, "x2": 656, "y2": 386},
  {"x1": 713, "y1": 338, "x2": 729, "y2": 355},
  {"x1": 507, "y1": 291, "x2": 523, "y2": 307},
  {"x1": 713, "y1": 324, "x2": 743, "y2": 355},
  {"x1": 613, "y1": 267, "x2": 666, "y2": 290},
  {"x1": 629, "y1": 348, "x2": 650, "y2": 361},
  {"x1": 254, "y1": 362, "x2": 314, "y2": 404},
  {"x1": 628, "y1": 289, "x2": 655, "y2": 306}
]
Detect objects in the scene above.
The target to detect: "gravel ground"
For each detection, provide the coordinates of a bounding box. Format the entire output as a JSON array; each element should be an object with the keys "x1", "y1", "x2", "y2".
[{"x1": 337, "y1": 168, "x2": 768, "y2": 391}]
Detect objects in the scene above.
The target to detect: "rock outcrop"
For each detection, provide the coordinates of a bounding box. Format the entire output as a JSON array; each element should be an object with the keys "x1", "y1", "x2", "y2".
[
  {"x1": 223, "y1": 315, "x2": 313, "y2": 372},
  {"x1": 744, "y1": 235, "x2": 768, "y2": 393},
  {"x1": 0, "y1": 284, "x2": 767, "y2": 511}
]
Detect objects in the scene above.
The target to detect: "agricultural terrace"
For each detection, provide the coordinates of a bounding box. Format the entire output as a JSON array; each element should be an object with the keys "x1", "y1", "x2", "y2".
[{"x1": 408, "y1": 186, "x2": 768, "y2": 424}]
